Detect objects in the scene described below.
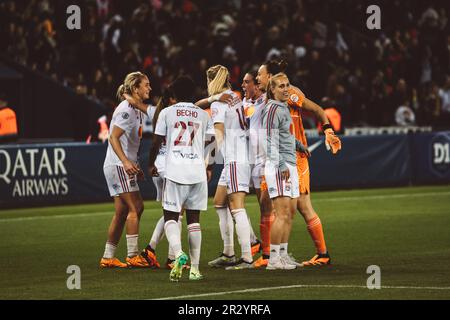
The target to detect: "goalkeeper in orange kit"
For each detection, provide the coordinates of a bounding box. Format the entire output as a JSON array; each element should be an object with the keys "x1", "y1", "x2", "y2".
[{"x1": 257, "y1": 60, "x2": 341, "y2": 267}]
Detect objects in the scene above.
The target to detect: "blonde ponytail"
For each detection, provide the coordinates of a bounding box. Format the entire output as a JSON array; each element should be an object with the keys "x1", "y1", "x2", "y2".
[
  {"x1": 206, "y1": 65, "x2": 231, "y2": 96},
  {"x1": 116, "y1": 71, "x2": 147, "y2": 102}
]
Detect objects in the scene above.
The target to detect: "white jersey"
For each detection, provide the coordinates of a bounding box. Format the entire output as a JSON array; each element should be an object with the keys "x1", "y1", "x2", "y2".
[
  {"x1": 155, "y1": 102, "x2": 215, "y2": 184},
  {"x1": 211, "y1": 90, "x2": 248, "y2": 164},
  {"x1": 146, "y1": 105, "x2": 167, "y2": 173},
  {"x1": 243, "y1": 93, "x2": 266, "y2": 166},
  {"x1": 104, "y1": 100, "x2": 143, "y2": 167}
]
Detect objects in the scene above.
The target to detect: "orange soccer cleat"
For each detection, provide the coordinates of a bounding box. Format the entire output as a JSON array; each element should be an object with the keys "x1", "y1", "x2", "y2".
[
  {"x1": 126, "y1": 255, "x2": 154, "y2": 268},
  {"x1": 141, "y1": 247, "x2": 161, "y2": 268},
  {"x1": 302, "y1": 252, "x2": 331, "y2": 266},
  {"x1": 251, "y1": 239, "x2": 262, "y2": 257},
  {"x1": 252, "y1": 255, "x2": 269, "y2": 268},
  {"x1": 100, "y1": 257, "x2": 127, "y2": 268}
]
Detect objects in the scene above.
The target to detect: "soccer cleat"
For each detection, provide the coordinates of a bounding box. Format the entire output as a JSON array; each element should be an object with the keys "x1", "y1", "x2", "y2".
[
  {"x1": 126, "y1": 255, "x2": 153, "y2": 268},
  {"x1": 251, "y1": 239, "x2": 262, "y2": 256},
  {"x1": 302, "y1": 252, "x2": 331, "y2": 266},
  {"x1": 170, "y1": 252, "x2": 189, "y2": 282},
  {"x1": 141, "y1": 247, "x2": 160, "y2": 268},
  {"x1": 208, "y1": 253, "x2": 237, "y2": 268},
  {"x1": 189, "y1": 269, "x2": 204, "y2": 281},
  {"x1": 266, "y1": 257, "x2": 297, "y2": 270},
  {"x1": 225, "y1": 258, "x2": 253, "y2": 270},
  {"x1": 252, "y1": 255, "x2": 269, "y2": 268},
  {"x1": 166, "y1": 258, "x2": 190, "y2": 270},
  {"x1": 100, "y1": 257, "x2": 127, "y2": 268},
  {"x1": 281, "y1": 254, "x2": 303, "y2": 267}
]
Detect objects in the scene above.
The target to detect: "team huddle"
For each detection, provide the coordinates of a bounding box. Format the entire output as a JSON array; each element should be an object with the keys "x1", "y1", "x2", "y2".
[{"x1": 100, "y1": 60, "x2": 342, "y2": 282}]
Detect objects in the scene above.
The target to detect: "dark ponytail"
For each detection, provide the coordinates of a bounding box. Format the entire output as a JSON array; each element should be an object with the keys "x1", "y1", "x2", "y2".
[{"x1": 264, "y1": 59, "x2": 288, "y2": 75}]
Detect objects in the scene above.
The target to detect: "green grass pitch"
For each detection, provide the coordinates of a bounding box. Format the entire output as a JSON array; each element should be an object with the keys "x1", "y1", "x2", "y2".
[{"x1": 1, "y1": 185, "x2": 449, "y2": 300}]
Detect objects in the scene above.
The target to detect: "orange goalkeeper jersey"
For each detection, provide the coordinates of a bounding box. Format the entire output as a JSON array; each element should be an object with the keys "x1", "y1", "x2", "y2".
[{"x1": 287, "y1": 87, "x2": 308, "y2": 158}]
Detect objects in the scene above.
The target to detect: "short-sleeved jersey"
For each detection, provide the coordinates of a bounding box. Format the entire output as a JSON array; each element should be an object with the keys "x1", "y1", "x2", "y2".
[
  {"x1": 155, "y1": 102, "x2": 215, "y2": 184},
  {"x1": 104, "y1": 100, "x2": 143, "y2": 167},
  {"x1": 146, "y1": 105, "x2": 167, "y2": 173},
  {"x1": 243, "y1": 93, "x2": 266, "y2": 166},
  {"x1": 211, "y1": 90, "x2": 248, "y2": 164},
  {"x1": 287, "y1": 87, "x2": 308, "y2": 157}
]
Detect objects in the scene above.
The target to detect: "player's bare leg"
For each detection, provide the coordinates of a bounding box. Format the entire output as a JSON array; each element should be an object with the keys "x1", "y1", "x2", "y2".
[
  {"x1": 209, "y1": 185, "x2": 236, "y2": 267},
  {"x1": 297, "y1": 193, "x2": 331, "y2": 266},
  {"x1": 100, "y1": 196, "x2": 128, "y2": 268},
  {"x1": 267, "y1": 196, "x2": 296, "y2": 270},
  {"x1": 117, "y1": 191, "x2": 148, "y2": 267},
  {"x1": 278, "y1": 198, "x2": 303, "y2": 267}
]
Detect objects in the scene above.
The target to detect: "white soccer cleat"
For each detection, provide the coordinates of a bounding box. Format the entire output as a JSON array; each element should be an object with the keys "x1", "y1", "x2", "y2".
[
  {"x1": 266, "y1": 257, "x2": 297, "y2": 270},
  {"x1": 281, "y1": 254, "x2": 304, "y2": 267}
]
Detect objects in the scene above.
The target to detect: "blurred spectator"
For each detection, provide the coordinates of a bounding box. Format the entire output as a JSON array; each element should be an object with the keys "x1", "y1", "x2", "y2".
[
  {"x1": 2, "y1": 0, "x2": 449, "y2": 130},
  {"x1": 317, "y1": 97, "x2": 342, "y2": 134},
  {"x1": 0, "y1": 94, "x2": 18, "y2": 142},
  {"x1": 395, "y1": 105, "x2": 416, "y2": 126},
  {"x1": 438, "y1": 76, "x2": 450, "y2": 126}
]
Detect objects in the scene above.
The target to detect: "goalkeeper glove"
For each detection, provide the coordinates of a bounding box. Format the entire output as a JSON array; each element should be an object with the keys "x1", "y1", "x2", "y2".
[{"x1": 323, "y1": 125, "x2": 341, "y2": 155}]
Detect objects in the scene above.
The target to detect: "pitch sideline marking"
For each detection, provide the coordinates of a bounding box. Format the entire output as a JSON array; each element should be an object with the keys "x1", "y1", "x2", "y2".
[
  {"x1": 152, "y1": 283, "x2": 450, "y2": 300},
  {"x1": 1, "y1": 191, "x2": 449, "y2": 222}
]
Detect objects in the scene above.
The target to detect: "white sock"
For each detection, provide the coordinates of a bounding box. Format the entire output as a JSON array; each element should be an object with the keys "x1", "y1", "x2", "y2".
[
  {"x1": 149, "y1": 216, "x2": 165, "y2": 249},
  {"x1": 167, "y1": 216, "x2": 183, "y2": 260},
  {"x1": 164, "y1": 220, "x2": 182, "y2": 258},
  {"x1": 269, "y1": 244, "x2": 280, "y2": 262},
  {"x1": 217, "y1": 207, "x2": 235, "y2": 256},
  {"x1": 187, "y1": 223, "x2": 202, "y2": 270},
  {"x1": 226, "y1": 207, "x2": 235, "y2": 254},
  {"x1": 248, "y1": 215, "x2": 257, "y2": 244},
  {"x1": 280, "y1": 243, "x2": 288, "y2": 257},
  {"x1": 126, "y1": 234, "x2": 139, "y2": 257},
  {"x1": 231, "y1": 208, "x2": 252, "y2": 262},
  {"x1": 103, "y1": 242, "x2": 117, "y2": 259}
]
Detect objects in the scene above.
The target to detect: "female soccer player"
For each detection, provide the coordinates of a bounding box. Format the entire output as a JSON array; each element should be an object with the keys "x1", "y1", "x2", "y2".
[
  {"x1": 261, "y1": 73, "x2": 299, "y2": 270},
  {"x1": 100, "y1": 71, "x2": 152, "y2": 268},
  {"x1": 257, "y1": 60, "x2": 341, "y2": 266},
  {"x1": 206, "y1": 65, "x2": 254, "y2": 270}
]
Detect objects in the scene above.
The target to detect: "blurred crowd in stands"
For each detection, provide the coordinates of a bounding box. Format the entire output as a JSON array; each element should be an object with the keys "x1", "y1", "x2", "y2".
[{"x1": 1, "y1": 0, "x2": 449, "y2": 131}]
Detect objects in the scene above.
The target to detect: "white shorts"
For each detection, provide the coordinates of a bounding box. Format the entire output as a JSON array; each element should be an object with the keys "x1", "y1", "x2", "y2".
[
  {"x1": 218, "y1": 162, "x2": 250, "y2": 194},
  {"x1": 152, "y1": 171, "x2": 165, "y2": 202},
  {"x1": 249, "y1": 163, "x2": 264, "y2": 189},
  {"x1": 264, "y1": 162, "x2": 299, "y2": 199},
  {"x1": 104, "y1": 165, "x2": 140, "y2": 197},
  {"x1": 162, "y1": 178, "x2": 208, "y2": 212}
]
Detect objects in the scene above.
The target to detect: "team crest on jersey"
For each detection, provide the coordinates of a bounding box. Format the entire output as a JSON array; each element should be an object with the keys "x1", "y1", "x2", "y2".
[
  {"x1": 290, "y1": 94, "x2": 299, "y2": 103},
  {"x1": 122, "y1": 112, "x2": 130, "y2": 119},
  {"x1": 112, "y1": 183, "x2": 120, "y2": 191}
]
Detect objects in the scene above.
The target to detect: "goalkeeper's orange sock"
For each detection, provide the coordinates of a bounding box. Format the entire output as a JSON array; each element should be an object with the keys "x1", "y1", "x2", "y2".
[
  {"x1": 306, "y1": 214, "x2": 327, "y2": 254},
  {"x1": 260, "y1": 214, "x2": 274, "y2": 256}
]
